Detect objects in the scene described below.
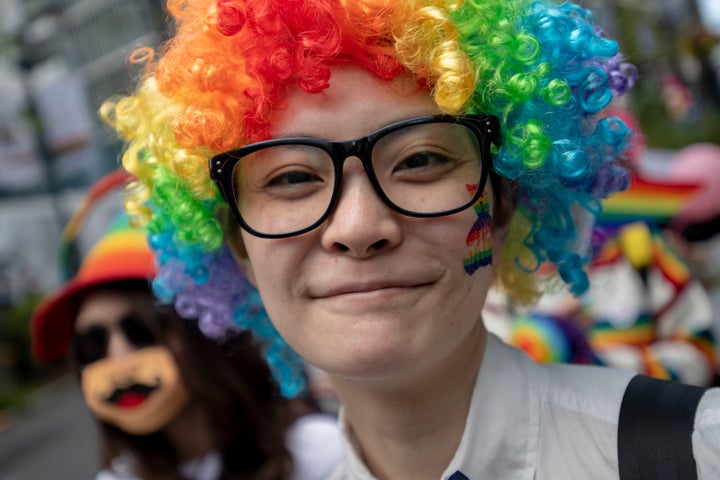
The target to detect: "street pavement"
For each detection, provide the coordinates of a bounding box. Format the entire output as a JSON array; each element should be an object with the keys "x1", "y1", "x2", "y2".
[{"x1": 0, "y1": 374, "x2": 99, "y2": 480}]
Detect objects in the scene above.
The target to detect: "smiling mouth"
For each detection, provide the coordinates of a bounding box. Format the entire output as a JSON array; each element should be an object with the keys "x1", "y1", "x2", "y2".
[
  {"x1": 105, "y1": 383, "x2": 158, "y2": 408},
  {"x1": 314, "y1": 281, "x2": 434, "y2": 301}
]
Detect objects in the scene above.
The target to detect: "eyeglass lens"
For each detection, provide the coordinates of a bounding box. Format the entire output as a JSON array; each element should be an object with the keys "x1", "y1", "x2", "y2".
[
  {"x1": 231, "y1": 121, "x2": 484, "y2": 236},
  {"x1": 74, "y1": 313, "x2": 156, "y2": 365}
]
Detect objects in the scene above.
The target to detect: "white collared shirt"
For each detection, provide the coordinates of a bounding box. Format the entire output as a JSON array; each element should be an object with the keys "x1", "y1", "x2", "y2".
[{"x1": 330, "y1": 333, "x2": 720, "y2": 479}]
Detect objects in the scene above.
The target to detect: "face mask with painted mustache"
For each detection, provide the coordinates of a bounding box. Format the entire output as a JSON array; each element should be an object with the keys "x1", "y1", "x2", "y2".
[{"x1": 81, "y1": 346, "x2": 189, "y2": 434}]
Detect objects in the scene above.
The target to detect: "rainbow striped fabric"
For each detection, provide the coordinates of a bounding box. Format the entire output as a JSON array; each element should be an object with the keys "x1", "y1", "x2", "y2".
[
  {"x1": 600, "y1": 175, "x2": 700, "y2": 227},
  {"x1": 74, "y1": 213, "x2": 156, "y2": 286}
]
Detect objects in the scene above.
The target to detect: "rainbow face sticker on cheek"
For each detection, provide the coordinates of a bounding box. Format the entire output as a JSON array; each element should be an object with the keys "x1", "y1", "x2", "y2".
[
  {"x1": 464, "y1": 186, "x2": 493, "y2": 275},
  {"x1": 80, "y1": 346, "x2": 189, "y2": 435}
]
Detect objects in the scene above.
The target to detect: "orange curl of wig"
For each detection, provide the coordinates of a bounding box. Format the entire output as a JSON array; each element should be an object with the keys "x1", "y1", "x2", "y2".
[{"x1": 103, "y1": 1, "x2": 638, "y2": 378}]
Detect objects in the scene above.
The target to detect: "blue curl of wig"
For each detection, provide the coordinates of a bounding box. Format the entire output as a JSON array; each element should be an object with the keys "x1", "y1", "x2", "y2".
[
  {"x1": 474, "y1": 0, "x2": 635, "y2": 295},
  {"x1": 107, "y1": 0, "x2": 641, "y2": 378},
  {"x1": 149, "y1": 216, "x2": 307, "y2": 397}
]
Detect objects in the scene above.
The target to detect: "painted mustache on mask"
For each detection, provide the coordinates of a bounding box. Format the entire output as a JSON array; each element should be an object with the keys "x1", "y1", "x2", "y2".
[
  {"x1": 104, "y1": 379, "x2": 161, "y2": 407},
  {"x1": 82, "y1": 346, "x2": 189, "y2": 435}
]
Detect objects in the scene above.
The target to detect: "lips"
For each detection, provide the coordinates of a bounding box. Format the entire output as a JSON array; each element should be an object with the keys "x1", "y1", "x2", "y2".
[
  {"x1": 306, "y1": 262, "x2": 444, "y2": 299},
  {"x1": 105, "y1": 383, "x2": 158, "y2": 408},
  {"x1": 310, "y1": 278, "x2": 433, "y2": 298}
]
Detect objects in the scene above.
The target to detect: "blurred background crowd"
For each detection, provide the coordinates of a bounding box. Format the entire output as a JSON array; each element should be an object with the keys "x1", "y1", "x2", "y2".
[{"x1": 0, "y1": 0, "x2": 719, "y2": 477}]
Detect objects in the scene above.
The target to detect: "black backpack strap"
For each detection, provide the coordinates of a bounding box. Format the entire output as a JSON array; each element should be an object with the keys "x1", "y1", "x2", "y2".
[{"x1": 618, "y1": 374, "x2": 707, "y2": 480}]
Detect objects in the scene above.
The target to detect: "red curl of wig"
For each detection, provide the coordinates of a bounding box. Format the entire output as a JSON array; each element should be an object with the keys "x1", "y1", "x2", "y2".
[{"x1": 216, "y1": 0, "x2": 246, "y2": 36}]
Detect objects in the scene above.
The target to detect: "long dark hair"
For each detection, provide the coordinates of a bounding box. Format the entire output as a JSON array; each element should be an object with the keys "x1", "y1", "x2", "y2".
[{"x1": 70, "y1": 281, "x2": 293, "y2": 479}]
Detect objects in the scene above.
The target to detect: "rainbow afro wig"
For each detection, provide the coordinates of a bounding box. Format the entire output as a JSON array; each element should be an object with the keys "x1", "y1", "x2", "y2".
[{"x1": 101, "y1": 0, "x2": 637, "y2": 395}]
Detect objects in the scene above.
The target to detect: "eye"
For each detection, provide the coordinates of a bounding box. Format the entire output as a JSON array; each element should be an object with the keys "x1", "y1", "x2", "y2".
[
  {"x1": 121, "y1": 314, "x2": 155, "y2": 348},
  {"x1": 374, "y1": 124, "x2": 473, "y2": 183},
  {"x1": 240, "y1": 145, "x2": 332, "y2": 199},
  {"x1": 389, "y1": 149, "x2": 459, "y2": 183},
  {"x1": 74, "y1": 326, "x2": 108, "y2": 365},
  {"x1": 261, "y1": 168, "x2": 329, "y2": 203},
  {"x1": 267, "y1": 170, "x2": 324, "y2": 187},
  {"x1": 395, "y1": 151, "x2": 452, "y2": 171}
]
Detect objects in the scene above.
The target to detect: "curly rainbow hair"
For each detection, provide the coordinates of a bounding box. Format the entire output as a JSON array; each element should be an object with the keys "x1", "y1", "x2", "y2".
[{"x1": 101, "y1": 0, "x2": 637, "y2": 396}]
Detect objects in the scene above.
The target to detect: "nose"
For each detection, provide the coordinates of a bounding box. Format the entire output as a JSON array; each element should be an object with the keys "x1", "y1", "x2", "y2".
[
  {"x1": 105, "y1": 327, "x2": 136, "y2": 359},
  {"x1": 320, "y1": 157, "x2": 402, "y2": 257}
]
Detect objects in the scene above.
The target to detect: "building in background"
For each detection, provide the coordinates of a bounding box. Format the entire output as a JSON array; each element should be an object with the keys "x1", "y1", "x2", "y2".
[
  {"x1": 4, "y1": 0, "x2": 168, "y2": 194},
  {"x1": 0, "y1": 0, "x2": 168, "y2": 297}
]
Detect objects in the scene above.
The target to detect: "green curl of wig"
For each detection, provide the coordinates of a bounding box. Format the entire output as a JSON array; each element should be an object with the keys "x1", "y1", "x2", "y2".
[{"x1": 101, "y1": 0, "x2": 637, "y2": 393}]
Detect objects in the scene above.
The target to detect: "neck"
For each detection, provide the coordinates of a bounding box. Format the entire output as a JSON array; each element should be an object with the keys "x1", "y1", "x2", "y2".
[{"x1": 332, "y1": 323, "x2": 487, "y2": 480}]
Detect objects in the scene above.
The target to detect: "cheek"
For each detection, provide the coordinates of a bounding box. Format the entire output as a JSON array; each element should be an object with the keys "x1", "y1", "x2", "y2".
[
  {"x1": 241, "y1": 235, "x2": 298, "y2": 304},
  {"x1": 463, "y1": 190, "x2": 493, "y2": 275}
]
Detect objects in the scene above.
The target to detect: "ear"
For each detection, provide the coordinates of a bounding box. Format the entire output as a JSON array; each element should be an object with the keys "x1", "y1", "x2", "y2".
[{"x1": 220, "y1": 206, "x2": 259, "y2": 288}]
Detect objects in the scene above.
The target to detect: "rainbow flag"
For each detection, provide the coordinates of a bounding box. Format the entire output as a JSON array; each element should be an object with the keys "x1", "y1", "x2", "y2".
[{"x1": 599, "y1": 175, "x2": 701, "y2": 227}]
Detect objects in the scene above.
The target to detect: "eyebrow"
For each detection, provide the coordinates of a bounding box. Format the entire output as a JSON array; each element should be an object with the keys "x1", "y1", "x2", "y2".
[{"x1": 272, "y1": 112, "x2": 442, "y2": 141}]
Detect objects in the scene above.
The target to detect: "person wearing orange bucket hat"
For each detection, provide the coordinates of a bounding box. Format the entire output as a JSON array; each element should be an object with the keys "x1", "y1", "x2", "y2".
[
  {"x1": 31, "y1": 197, "x2": 157, "y2": 362},
  {"x1": 30, "y1": 171, "x2": 342, "y2": 480}
]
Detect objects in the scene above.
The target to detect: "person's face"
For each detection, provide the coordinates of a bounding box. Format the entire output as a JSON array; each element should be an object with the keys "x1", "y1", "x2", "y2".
[
  {"x1": 235, "y1": 67, "x2": 495, "y2": 384},
  {"x1": 74, "y1": 289, "x2": 189, "y2": 435}
]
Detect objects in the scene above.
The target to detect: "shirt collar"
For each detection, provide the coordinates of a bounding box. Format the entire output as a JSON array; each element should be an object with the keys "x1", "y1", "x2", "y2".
[{"x1": 441, "y1": 333, "x2": 540, "y2": 479}]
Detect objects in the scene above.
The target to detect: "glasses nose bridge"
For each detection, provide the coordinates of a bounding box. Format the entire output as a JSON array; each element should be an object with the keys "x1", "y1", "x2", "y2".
[
  {"x1": 327, "y1": 136, "x2": 389, "y2": 213},
  {"x1": 332, "y1": 137, "x2": 374, "y2": 173}
]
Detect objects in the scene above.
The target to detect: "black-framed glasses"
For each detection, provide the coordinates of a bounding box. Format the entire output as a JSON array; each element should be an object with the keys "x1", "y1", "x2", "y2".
[
  {"x1": 209, "y1": 114, "x2": 501, "y2": 238},
  {"x1": 73, "y1": 313, "x2": 156, "y2": 366}
]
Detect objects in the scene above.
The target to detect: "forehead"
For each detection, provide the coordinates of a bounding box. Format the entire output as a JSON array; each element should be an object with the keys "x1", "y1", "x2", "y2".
[
  {"x1": 270, "y1": 67, "x2": 439, "y2": 141},
  {"x1": 75, "y1": 289, "x2": 152, "y2": 331}
]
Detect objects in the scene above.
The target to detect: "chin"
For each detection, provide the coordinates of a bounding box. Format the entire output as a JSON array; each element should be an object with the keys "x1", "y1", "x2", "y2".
[{"x1": 313, "y1": 341, "x2": 425, "y2": 382}]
